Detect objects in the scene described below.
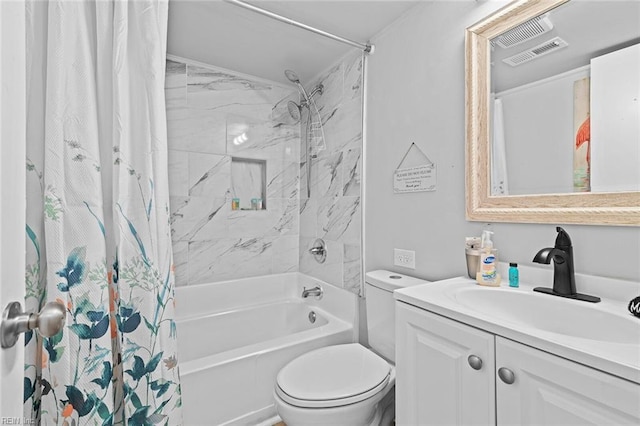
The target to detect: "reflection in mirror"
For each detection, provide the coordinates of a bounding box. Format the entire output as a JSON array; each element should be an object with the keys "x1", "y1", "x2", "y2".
[{"x1": 489, "y1": 1, "x2": 640, "y2": 196}]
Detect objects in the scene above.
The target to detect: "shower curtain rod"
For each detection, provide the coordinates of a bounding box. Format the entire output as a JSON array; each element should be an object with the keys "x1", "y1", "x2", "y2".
[{"x1": 223, "y1": 0, "x2": 375, "y2": 54}]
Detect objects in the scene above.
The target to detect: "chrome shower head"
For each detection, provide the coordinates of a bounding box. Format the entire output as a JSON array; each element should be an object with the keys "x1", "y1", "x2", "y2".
[
  {"x1": 284, "y1": 69, "x2": 300, "y2": 84},
  {"x1": 284, "y1": 69, "x2": 318, "y2": 114},
  {"x1": 287, "y1": 100, "x2": 302, "y2": 123}
]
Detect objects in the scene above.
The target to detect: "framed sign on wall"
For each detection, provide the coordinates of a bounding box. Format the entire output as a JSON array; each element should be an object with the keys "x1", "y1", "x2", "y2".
[{"x1": 393, "y1": 142, "x2": 436, "y2": 193}]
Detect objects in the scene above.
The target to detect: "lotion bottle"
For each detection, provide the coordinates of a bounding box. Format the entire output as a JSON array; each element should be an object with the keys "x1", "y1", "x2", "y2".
[{"x1": 476, "y1": 230, "x2": 500, "y2": 286}]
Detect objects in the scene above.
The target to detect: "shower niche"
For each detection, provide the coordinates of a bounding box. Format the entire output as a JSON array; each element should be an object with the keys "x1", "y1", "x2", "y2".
[{"x1": 230, "y1": 157, "x2": 267, "y2": 211}]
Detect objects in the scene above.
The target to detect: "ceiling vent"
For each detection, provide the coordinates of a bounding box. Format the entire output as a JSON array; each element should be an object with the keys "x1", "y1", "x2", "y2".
[
  {"x1": 502, "y1": 37, "x2": 568, "y2": 67},
  {"x1": 494, "y1": 14, "x2": 554, "y2": 49}
]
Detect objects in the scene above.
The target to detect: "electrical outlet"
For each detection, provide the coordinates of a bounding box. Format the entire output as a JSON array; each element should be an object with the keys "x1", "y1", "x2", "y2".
[{"x1": 394, "y1": 248, "x2": 415, "y2": 269}]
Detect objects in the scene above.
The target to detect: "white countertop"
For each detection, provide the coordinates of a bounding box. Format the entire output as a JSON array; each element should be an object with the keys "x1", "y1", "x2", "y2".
[{"x1": 394, "y1": 275, "x2": 640, "y2": 385}]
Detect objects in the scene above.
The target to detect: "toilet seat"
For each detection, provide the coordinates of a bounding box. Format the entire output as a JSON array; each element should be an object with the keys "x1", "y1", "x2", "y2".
[{"x1": 275, "y1": 343, "x2": 391, "y2": 409}]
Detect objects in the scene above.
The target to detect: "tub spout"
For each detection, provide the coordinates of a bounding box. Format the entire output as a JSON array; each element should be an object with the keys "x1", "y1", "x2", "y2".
[{"x1": 302, "y1": 285, "x2": 323, "y2": 300}]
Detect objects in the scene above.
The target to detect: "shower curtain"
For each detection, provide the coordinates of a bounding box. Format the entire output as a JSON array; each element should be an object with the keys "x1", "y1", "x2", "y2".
[{"x1": 24, "y1": 1, "x2": 182, "y2": 424}]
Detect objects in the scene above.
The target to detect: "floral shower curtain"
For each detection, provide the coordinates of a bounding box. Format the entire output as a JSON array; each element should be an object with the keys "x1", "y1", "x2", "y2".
[{"x1": 24, "y1": 1, "x2": 182, "y2": 424}]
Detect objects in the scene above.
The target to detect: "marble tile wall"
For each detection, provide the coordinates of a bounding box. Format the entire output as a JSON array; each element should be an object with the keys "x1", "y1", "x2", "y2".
[
  {"x1": 299, "y1": 52, "x2": 364, "y2": 296},
  {"x1": 165, "y1": 58, "x2": 300, "y2": 285}
]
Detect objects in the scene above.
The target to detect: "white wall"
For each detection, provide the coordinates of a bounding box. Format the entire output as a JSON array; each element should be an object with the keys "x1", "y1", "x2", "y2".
[{"x1": 365, "y1": 0, "x2": 640, "y2": 283}]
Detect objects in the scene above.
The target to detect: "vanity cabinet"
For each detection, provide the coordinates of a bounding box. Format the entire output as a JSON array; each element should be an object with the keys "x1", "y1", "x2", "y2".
[{"x1": 396, "y1": 302, "x2": 640, "y2": 425}]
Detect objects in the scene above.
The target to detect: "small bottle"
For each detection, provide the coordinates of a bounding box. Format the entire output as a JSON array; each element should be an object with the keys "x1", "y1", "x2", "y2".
[
  {"x1": 231, "y1": 198, "x2": 240, "y2": 210},
  {"x1": 509, "y1": 262, "x2": 519, "y2": 288}
]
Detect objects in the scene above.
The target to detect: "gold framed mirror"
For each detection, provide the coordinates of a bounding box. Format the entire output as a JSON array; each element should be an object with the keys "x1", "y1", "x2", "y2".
[{"x1": 465, "y1": 0, "x2": 640, "y2": 226}]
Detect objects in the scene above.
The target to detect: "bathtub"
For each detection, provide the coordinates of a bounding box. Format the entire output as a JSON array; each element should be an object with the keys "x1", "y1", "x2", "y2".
[{"x1": 175, "y1": 273, "x2": 357, "y2": 425}]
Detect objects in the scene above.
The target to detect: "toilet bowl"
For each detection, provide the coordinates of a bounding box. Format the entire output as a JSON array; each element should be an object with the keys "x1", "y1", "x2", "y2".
[
  {"x1": 273, "y1": 343, "x2": 395, "y2": 426},
  {"x1": 274, "y1": 270, "x2": 430, "y2": 426}
]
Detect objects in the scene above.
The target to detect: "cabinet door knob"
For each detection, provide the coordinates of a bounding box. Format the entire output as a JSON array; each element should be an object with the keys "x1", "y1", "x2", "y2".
[
  {"x1": 467, "y1": 354, "x2": 483, "y2": 370},
  {"x1": 498, "y1": 367, "x2": 516, "y2": 384}
]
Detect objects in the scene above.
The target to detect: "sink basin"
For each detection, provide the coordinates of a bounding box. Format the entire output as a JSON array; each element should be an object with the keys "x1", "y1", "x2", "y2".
[{"x1": 450, "y1": 286, "x2": 640, "y2": 345}]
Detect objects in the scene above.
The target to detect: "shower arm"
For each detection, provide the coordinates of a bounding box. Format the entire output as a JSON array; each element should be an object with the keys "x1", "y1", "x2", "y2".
[
  {"x1": 296, "y1": 83, "x2": 323, "y2": 109},
  {"x1": 308, "y1": 84, "x2": 323, "y2": 99}
]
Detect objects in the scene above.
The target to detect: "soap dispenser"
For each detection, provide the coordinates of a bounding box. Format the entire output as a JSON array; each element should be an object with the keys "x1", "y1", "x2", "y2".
[{"x1": 476, "y1": 230, "x2": 500, "y2": 286}]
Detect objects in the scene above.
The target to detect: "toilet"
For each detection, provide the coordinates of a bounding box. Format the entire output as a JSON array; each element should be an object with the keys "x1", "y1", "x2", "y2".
[{"x1": 274, "y1": 270, "x2": 429, "y2": 426}]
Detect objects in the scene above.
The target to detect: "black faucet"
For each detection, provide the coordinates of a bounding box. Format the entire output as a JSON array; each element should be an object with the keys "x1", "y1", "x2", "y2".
[{"x1": 532, "y1": 227, "x2": 600, "y2": 303}]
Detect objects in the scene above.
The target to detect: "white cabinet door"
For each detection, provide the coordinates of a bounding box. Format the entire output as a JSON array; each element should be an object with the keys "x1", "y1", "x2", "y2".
[
  {"x1": 496, "y1": 336, "x2": 640, "y2": 425},
  {"x1": 396, "y1": 303, "x2": 495, "y2": 426}
]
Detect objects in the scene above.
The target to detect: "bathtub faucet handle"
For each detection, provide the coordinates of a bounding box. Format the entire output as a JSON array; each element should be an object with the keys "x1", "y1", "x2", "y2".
[
  {"x1": 308, "y1": 247, "x2": 325, "y2": 255},
  {"x1": 302, "y1": 285, "x2": 323, "y2": 300},
  {"x1": 308, "y1": 238, "x2": 327, "y2": 264}
]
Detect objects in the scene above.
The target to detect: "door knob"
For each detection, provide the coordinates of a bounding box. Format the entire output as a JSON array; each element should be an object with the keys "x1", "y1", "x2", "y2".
[
  {"x1": 498, "y1": 367, "x2": 516, "y2": 384},
  {"x1": 1, "y1": 301, "x2": 66, "y2": 348},
  {"x1": 467, "y1": 354, "x2": 483, "y2": 370}
]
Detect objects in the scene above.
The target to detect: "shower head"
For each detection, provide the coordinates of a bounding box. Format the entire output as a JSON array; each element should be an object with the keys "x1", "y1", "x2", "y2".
[
  {"x1": 287, "y1": 100, "x2": 302, "y2": 123},
  {"x1": 284, "y1": 69, "x2": 312, "y2": 104},
  {"x1": 284, "y1": 69, "x2": 300, "y2": 84},
  {"x1": 284, "y1": 69, "x2": 322, "y2": 117}
]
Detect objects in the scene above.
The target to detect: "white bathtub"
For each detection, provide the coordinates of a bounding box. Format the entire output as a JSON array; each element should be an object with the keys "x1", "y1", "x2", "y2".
[{"x1": 175, "y1": 273, "x2": 357, "y2": 425}]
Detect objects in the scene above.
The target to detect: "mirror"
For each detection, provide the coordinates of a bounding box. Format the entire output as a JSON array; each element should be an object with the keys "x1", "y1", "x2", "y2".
[{"x1": 465, "y1": 0, "x2": 640, "y2": 226}]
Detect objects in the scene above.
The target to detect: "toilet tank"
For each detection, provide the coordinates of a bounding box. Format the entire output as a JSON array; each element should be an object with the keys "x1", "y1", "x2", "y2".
[{"x1": 365, "y1": 270, "x2": 430, "y2": 362}]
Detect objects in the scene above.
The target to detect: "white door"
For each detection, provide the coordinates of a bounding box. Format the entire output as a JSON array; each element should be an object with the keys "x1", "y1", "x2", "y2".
[
  {"x1": 496, "y1": 336, "x2": 640, "y2": 424},
  {"x1": 590, "y1": 43, "x2": 640, "y2": 192},
  {"x1": 396, "y1": 303, "x2": 496, "y2": 426},
  {"x1": 0, "y1": 0, "x2": 27, "y2": 420}
]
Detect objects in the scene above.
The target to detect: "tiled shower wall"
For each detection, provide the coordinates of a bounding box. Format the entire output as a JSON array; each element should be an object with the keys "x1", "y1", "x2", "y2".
[
  {"x1": 299, "y1": 52, "x2": 364, "y2": 296},
  {"x1": 165, "y1": 58, "x2": 300, "y2": 285}
]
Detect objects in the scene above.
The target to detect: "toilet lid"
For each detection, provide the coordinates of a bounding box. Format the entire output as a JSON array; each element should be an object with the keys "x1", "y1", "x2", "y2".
[{"x1": 276, "y1": 343, "x2": 391, "y2": 408}]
